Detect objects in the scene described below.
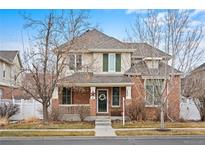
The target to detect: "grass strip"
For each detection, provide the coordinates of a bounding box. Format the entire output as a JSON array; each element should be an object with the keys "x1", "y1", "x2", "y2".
[
  {"x1": 0, "y1": 131, "x2": 95, "y2": 137},
  {"x1": 2, "y1": 122, "x2": 95, "y2": 129},
  {"x1": 112, "y1": 121, "x2": 205, "y2": 128},
  {"x1": 115, "y1": 130, "x2": 205, "y2": 136}
]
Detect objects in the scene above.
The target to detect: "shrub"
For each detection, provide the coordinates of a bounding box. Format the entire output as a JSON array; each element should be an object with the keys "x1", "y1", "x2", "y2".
[
  {"x1": 0, "y1": 102, "x2": 20, "y2": 118},
  {"x1": 49, "y1": 108, "x2": 60, "y2": 121},
  {"x1": 76, "y1": 106, "x2": 90, "y2": 122},
  {"x1": 23, "y1": 116, "x2": 40, "y2": 123},
  {"x1": 126, "y1": 103, "x2": 146, "y2": 121},
  {"x1": 0, "y1": 117, "x2": 9, "y2": 126}
]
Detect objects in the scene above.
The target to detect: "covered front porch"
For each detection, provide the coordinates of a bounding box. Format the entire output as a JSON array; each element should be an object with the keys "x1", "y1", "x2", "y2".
[{"x1": 52, "y1": 73, "x2": 133, "y2": 120}]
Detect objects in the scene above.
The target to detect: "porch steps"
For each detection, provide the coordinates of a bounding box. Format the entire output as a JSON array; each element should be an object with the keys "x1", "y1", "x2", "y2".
[{"x1": 95, "y1": 116, "x2": 111, "y2": 126}]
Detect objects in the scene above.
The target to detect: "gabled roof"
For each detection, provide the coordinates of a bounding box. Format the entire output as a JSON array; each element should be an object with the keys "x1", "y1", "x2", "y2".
[
  {"x1": 126, "y1": 43, "x2": 171, "y2": 59},
  {"x1": 0, "y1": 50, "x2": 18, "y2": 63},
  {"x1": 192, "y1": 63, "x2": 205, "y2": 73},
  {"x1": 125, "y1": 61, "x2": 181, "y2": 76},
  {"x1": 59, "y1": 29, "x2": 172, "y2": 59},
  {"x1": 0, "y1": 50, "x2": 22, "y2": 67},
  {"x1": 59, "y1": 29, "x2": 130, "y2": 52}
]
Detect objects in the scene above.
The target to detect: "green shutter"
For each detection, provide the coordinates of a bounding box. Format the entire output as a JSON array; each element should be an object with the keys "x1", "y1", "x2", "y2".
[
  {"x1": 103, "y1": 54, "x2": 108, "y2": 72},
  {"x1": 116, "y1": 54, "x2": 121, "y2": 72}
]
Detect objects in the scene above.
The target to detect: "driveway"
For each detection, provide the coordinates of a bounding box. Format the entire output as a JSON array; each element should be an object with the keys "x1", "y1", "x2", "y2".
[{"x1": 1, "y1": 136, "x2": 205, "y2": 145}]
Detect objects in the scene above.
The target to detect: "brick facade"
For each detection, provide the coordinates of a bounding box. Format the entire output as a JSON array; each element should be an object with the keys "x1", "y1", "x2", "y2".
[
  {"x1": 53, "y1": 75, "x2": 180, "y2": 121},
  {"x1": 130, "y1": 75, "x2": 180, "y2": 120},
  {"x1": 0, "y1": 85, "x2": 24, "y2": 99}
]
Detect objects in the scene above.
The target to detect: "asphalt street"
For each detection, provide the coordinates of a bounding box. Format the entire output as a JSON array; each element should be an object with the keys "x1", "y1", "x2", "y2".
[{"x1": 1, "y1": 136, "x2": 205, "y2": 145}]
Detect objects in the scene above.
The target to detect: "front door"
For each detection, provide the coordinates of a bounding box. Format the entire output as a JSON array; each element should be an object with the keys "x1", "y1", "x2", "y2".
[{"x1": 97, "y1": 89, "x2": 108, "y2": 113}]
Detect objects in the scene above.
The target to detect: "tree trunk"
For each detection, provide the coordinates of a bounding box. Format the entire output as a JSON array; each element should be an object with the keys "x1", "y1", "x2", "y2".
[
  {"x1": 160, "y1": 105, "x2": 165, "y2": 129},
  {"x1": 42, "y1": 103, "x2": 49, "y2": 124}
]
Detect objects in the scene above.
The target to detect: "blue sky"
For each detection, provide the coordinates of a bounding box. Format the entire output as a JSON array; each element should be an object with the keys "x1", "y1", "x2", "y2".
[
  {"x1": 0, "y1": 9, "x2": 205, "y2": 52},
  {"x1": 0, "y1": 9, "x2": 137, "y2": 51}
]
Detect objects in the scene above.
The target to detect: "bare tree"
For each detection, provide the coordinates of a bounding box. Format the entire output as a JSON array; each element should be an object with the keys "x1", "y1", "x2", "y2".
[
  {"x1": 129, "y1": 9, "x2": 204, "y2": 73},
  {"x1": 21, "y1": 10, "x2": 90, "y2": 123},
  {"x1": 127, "y1": 9, "x2": 204, "y2": 129},
  {"x1": 183, "y1": 67, "x2": 205, "y2": 120}
]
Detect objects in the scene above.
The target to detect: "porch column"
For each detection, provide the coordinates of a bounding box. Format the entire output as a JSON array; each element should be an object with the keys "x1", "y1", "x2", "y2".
[
  {"x1": 126, "y1": 86, "x2": 132, "y2": 99},
  {"x1": 89, "y1": 86, "x2": 96, "y2": 116},
  {"x1": 51, "y1": 87, "x2": 59, "y2": 109}
]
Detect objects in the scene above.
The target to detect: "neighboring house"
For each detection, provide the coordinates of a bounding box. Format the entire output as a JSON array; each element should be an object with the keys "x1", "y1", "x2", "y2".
[
  {"x1": 182, "y1": 63, "x2": 205, "y2": 98},
  {"x1": 0, "y1": 50, "x2": 23, "y2": 99},
  {"x1": 51, "y1": 29, "x2": 181, "y2": 121}
]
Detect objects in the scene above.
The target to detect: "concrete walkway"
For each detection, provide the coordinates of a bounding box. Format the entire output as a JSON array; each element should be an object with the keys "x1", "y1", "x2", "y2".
[{"x1": 95, "y1": 126, "x2": 116, "y2": 136}]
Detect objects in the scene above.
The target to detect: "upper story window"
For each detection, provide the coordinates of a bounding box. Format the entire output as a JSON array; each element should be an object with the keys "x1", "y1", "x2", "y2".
[
  {"x1": 69, "y1": 54, "x2": 82, "y2": 71},
  {"x1": 3, "y1": 63, "x2": 6, "y2": 78},
  {"x1": 145, "y1": 79, "x2": 164, "y2": 106},
  {"x1": 103, "y1": 53, "x2": 121, "y2": 72}
]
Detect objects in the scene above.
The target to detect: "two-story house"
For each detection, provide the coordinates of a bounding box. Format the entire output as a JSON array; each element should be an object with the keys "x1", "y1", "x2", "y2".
[
  {"x1": 51, "y1": 29, "x2": 181, "y2": 121},
  {"x1": 0, "y1": 50, "x2": 22, "y2": 99}
]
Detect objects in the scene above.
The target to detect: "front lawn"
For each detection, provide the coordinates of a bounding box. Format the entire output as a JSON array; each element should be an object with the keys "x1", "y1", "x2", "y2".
[
  {"x1": 112, "y1": 121, "x2": 205, "y2": 128},
  {"x1": 0, "y1": 131, "x2": 95, "y2": 137},
  {"x1": 116, "y1": 130, "x2": 205, "y2": 136},
  {"x1": 0, "y1": 121, "x2": 95, "y2": 129}
]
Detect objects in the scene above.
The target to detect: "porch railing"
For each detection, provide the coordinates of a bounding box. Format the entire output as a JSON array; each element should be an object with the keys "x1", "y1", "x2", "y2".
[{"x1": 59, "y1": 104, "x2": 90, "y2": 114}]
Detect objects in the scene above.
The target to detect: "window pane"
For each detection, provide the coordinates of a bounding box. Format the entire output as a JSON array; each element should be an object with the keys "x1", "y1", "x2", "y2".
[
  {"x1": 145, "y1": 79, "x2": 164, "y2": 106},
  {"x1": 116, "y1": 54, "x2": 121, "y2": 72},
  {"x1": 112, "y1": 87, "x2": 120, "y2": 106},
  {"x1": 145, "y1": 85, "x2": 154, "y2": 105},
  {"x1": 69, "y1": 55, "x2": 75, "y2": 70},
  {"x1": 62, "y1": 87, "x2": 71, "y2": 104},
  {"x1": 109, "y1": 54, "x2": 115, "y2": 72},
  {"x1": 103, "y1": 54, "x2": 108, "y2": 72},
  {"x1": 76, "y1": 55, "x2": 82, "y2": 70}
]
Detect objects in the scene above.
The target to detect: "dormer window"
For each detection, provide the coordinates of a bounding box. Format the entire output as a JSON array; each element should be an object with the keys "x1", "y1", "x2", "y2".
[
  {"x1": 143, "y1": 57, "x2": 162, "y2": 69},
  {"x1": 103, "y1": 53, "x2": 121, "y2": 72},
  {"x1": 69, "y1": 54, "x2": 82, "y2": 71},
  {"x1": 146, "y1": 60, "x2": 159, "y2": 69}
]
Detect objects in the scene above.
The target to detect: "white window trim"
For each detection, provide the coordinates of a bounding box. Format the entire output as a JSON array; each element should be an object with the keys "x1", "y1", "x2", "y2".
[
  {"x1": 144, "y1": 79, "x2": 164, "y2": 107},
  {"x1": 111, "y1": 87, "x2": 121, "y2": 108},
  {"x1": 97, "y1": 89, "x2": 109, "y2": 113}
]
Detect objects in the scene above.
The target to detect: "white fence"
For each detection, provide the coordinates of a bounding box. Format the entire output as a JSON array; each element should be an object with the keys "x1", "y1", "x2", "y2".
[
  {"x1": 180, "y1": 97, "x2": 201, "y2": 121},
  {"x1": 0, "y1": 99, "x2": 43, "y2": 120}
]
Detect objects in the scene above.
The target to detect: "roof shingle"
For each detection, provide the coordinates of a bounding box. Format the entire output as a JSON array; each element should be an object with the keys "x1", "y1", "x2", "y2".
[{"x1": 0, "y1": 50, "x2": 18, "y2": 63}]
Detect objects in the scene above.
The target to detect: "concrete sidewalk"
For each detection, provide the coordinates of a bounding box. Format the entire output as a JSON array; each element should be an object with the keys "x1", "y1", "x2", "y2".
[
  {"x1": 1, "y1": 127, "x2": 205, "y2": 132},
  {"x1": 95, "y1": 126, "x2": 116, "y2": 136}
]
